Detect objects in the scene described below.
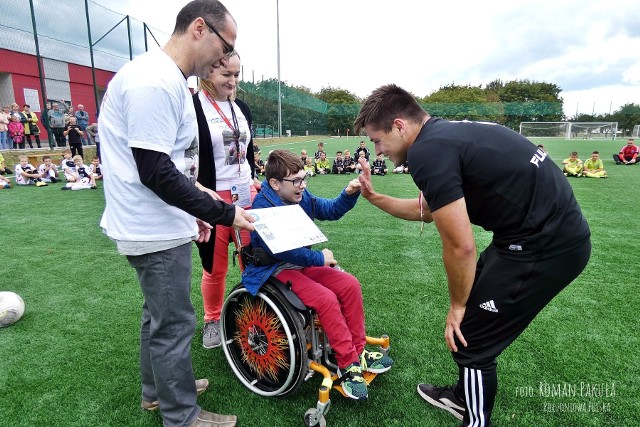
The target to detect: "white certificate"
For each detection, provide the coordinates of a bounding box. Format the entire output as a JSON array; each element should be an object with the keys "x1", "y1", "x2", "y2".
[{"x1": 250, "y1": 205, "x2": 327, "y2": 254}]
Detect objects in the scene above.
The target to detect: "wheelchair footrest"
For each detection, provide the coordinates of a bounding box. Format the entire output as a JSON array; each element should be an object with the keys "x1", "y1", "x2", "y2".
[{"x1": 331, "y1": 372, "x2": 378, "y2": 398}]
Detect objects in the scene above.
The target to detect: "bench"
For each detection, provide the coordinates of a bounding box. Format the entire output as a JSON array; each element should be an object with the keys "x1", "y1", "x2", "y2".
[{"x1": 28, "y1": 153, "x2": 64, "y2": 168}]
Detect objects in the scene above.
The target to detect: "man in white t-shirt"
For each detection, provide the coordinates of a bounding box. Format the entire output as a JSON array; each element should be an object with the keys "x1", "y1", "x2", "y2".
[{"x1": 99, "y1": 2, "x2": 253, "y2": 426}]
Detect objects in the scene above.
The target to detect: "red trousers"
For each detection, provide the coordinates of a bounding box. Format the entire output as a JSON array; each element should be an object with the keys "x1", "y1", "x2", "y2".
[
  {"x1": 201, "y1": 186, "x2": 257, "y2": 322},
  {"x1": 276, "y1": 266, "x2": 366, "y2": 369}
]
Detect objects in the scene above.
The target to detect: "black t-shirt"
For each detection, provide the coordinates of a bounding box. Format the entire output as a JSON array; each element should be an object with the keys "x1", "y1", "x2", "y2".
[
  {"x1": 408, "y1": 117, "x2": 590, "y2": 260},
  {"x1": 65, "y1": 125, "x2": 82, "y2": 145}
]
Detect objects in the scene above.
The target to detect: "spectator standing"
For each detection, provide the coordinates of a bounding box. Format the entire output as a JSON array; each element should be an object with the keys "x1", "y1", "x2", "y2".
[
  {"x1": 10, "y1": 103, "x2": 21, "y2": 120},
  {"x1": 75, "y1": 104, "x2": 90, "y2": 146},
  {"x1": 64, "y1": 116, "x2": 84, "y2": 158},
  {"x1": 21, "y1": 104, "x2": 41, "y2": 148},
  {"x1": 8, "y1": 115, "x2": 24, "y2": 149},
  {"x1": 0, "y1": 106, "x2": 9, "y2": 149},
  {"x1": 64, "y1": 104, "x2": 74, "y2": 126},
  {"x1": 86, "y1": 121, "x2": 100, "y2": 159},
  {"x1": 48, "y1": 103, "x2": 66, "y2": 147}
]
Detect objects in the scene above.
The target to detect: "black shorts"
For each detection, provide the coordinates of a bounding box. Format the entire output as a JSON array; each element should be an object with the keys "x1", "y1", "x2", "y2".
[{"x1": 452, "y1": 239, "x2": 592, "y2": 369}]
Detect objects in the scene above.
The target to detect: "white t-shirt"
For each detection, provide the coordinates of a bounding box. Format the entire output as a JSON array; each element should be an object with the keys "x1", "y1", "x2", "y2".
[
  {"x1": 99, "y1": 48, "x2": 198, "y2": 242},
  {"x1": 15, "y1": 164, "x2": 35, "y2": 185},
  {"x1": 197, "y1": 91, "x2": 252, "y2": 191}
]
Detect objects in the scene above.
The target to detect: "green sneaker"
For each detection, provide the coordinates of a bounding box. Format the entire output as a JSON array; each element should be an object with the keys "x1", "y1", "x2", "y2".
[
  {"x1": 340, "y1": 363, "x2": 368, "y2": 400},
  {"x1": 360, "y1": 349, "x2": 394, "y2": 374}
]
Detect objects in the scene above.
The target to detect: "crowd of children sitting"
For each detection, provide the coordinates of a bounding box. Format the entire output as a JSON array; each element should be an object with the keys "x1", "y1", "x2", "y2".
[
  {"x1": 252, "y1": 141, "x2": 404, "y2": 178},
  {"x1": 561, "y1": 150, "x2": 608, "y2": 179},
  {"x1": 0, "y1": 149, "x2": 102, "y2": 190}
]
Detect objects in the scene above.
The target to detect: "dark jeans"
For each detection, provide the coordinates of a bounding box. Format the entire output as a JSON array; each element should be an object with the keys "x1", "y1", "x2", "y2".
[
  {"x1": 127, "y1": 243, "x2": 200, "y2": 427},
  {"x1": 51, "y1": 128, "x2": 66, "y2": 147},
  {"x1": 26, "y1": 134, "x2": 41, "y2": 148},
  {"x1": 70, "y1": 143, "x2": 83, "y2": 159}
]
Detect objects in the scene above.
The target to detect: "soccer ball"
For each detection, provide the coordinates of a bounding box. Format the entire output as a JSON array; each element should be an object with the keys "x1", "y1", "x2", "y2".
[{"x1": 0, "y1": 292, "x2": 25, "y2": 327}]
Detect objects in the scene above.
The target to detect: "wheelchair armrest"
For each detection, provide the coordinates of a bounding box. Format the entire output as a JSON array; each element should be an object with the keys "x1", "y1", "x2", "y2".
[{"x1": 269, "y1": 277, "x2": 308, "y2": 312}]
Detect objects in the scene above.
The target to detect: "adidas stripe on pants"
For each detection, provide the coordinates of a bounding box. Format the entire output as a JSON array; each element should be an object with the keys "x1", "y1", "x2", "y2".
[
  {"x1": 459, "y1": 366, "x2": 496, "y2": 427},
  {"x1": 452, "y1": 240, "x2": 591, "y2": 427}
]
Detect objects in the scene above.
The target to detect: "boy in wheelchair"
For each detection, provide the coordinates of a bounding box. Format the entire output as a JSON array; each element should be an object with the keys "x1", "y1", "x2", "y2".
[{"x1": 242, "y1": 149, "x2": 393, "y2": 400}]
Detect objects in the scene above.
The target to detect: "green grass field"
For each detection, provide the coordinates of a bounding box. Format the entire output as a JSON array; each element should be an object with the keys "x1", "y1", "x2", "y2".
[{"x1": 1, "y1": 136, "x2": 638, "y2": 426}]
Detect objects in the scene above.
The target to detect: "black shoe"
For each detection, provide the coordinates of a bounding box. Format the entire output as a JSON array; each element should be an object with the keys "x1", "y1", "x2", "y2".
[
  {"x1": 61, "y1": 186, "x2": 71, "y2": 190},
  {"x1": 417, "y1": 383, "x2": 465, "y2": 421},
  {"x1": 50, "y1": 177, "x2": 59, "y2": 183}
]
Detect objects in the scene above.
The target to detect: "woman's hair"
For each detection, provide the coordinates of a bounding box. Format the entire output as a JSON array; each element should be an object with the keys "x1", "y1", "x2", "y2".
[
  {"x1": 266, "y1": 149, "x2": 304, "y2": 182},
  {"x1": 198, "y1": 52, "x2": 240, "y2": 101}
]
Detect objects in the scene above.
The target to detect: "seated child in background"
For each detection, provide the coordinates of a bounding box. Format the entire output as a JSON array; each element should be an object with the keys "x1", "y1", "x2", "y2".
[
  {"x1": 242, "y1": 149, "x2": 393, "y2": 401},
  {"x1": 304, "y1": 157, "x2": 316, "y2": 176},
  {"x1": 38, "y1": 155, "x2": 60, "y2": 183},
  {"x1": 354, "y1": 140, "x2": 371, "y2": 162},
  {"x1": 89, "y1": 156, "x2": 103, "y2": 180},
  {"x1": 60, "y1": 150, "x2": 78, "y2": 182},
  {"x1": 332, "y1": 151, "x2": 349, "y2": 174},
  {"x1": 582, "y1": 151, "x2": 607, "y2": 178},
  {"x1": 0, "y1": 153, "x2": 11, "y2": 176},
  {"x1": 0, "y1": 174, "x2": 11, "y2": 189},
  {"x1": 314, "y1": 142, "x2": 325, "y2": 160},
  {"x1": 354, "y1": 151, "x2": 369, "y2": 174},
  {"x1": 253, "y1": 152, "x2": 265, "y2": 176},
  {"x1": 393, "y1": 161, "x2": 409, "y2": 174},
  {"x1": 371, "y1": 154, "x2": 388, "y2": 176},
  {"x1": 562, "y1": 151, "x2": 583, "y2": 177},
  {"x1": 61, "y1": 155, "x2": 96, "y2": 190},
  {"x1": 343, "y1": 149, "x2": 356, "y2": 173},
  {"x1": 8, "y1": 115, "x2": 24, "y2": 150},
  {"x1": 300, "y1": 149, "x2": 309, "y2": 166},
  {"x1": 315, "y1": 151, "x2": 330, "y2": 175},
  {"x1": 14, "y1": 155, "x2": 47, "y2": 187}
]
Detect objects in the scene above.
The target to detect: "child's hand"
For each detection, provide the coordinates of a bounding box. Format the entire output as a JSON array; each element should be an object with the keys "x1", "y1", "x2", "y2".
[
  {"x1": 345, "y1": 178, "x2": 361, "y2": 195},
  {"x1": 322, "y1": 248, "x2": 337, "y2": 266}
]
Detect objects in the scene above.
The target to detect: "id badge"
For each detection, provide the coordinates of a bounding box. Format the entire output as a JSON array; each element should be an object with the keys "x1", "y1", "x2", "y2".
[{"x1": 231, "y1": 181, "x2": 251, "y2": 207}]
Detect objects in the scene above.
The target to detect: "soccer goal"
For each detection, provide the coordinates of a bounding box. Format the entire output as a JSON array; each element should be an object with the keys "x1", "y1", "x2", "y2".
[
  {"x1": 519, "y1": 122, "x2": 618, "y2": 139},
  {"x1": 519, "y1": 122, "x2": 570, "y2": 138},
  {"x1": 569, "y1": 122, "x2": 618, "y2": 140},
  {"x1": 632, "y1": 124, "x2": 640, "y2": 138}
]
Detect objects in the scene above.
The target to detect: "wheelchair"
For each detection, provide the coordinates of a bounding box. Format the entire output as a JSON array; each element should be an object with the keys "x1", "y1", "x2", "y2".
[{"x1": 220, "y1": 275, "x2": 391, "y2": 427}]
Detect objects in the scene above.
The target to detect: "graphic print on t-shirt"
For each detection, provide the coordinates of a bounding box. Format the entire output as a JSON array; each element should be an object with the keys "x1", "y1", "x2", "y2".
[
  {"x1": 184, "y1": 136, "x2": 199, "y2": 184},
  {"x1": 223, "y1": 128, "x2": 247, "y2": 166}
]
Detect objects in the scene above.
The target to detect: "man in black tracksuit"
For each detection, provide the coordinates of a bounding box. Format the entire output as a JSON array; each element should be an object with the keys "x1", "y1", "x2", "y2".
[{"x1": 354, "y1": 84, "x2": 591, "y2": 427}]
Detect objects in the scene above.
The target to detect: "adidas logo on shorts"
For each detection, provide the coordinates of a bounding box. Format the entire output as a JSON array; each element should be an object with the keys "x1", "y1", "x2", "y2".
[{"x1": 479, "y1": 300, "x2": 498, "y2": 313}]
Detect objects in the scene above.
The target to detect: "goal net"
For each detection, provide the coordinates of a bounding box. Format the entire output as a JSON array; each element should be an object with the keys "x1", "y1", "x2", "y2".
[
  {"x1": 519, "y1": 122, "x2": 570, "y2": 138},
  {"x1": 569, "y1": 122, "x2": 618, "y2": 139},
  {"x1": 519, "y1": 122, "x2": 618, "y2": 139},
  {"x1": 632, "y1": 124, "x2": 640, "y2": 138}
]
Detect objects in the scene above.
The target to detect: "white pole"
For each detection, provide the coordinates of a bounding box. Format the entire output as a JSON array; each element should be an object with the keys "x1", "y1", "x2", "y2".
[{"x1": 276, "y1": 0, "x2": 282, "y2": 138}]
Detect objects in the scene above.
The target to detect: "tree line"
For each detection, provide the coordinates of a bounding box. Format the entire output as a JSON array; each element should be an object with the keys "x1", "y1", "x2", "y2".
[{"x1": 237, "y1": 78, "x2": 640, "y2": 136}]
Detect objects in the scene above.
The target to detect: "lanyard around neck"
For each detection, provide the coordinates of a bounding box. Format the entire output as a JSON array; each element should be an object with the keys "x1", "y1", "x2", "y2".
[{"x1": 203, "y1": 90, "x2": 240, "y2": 139}]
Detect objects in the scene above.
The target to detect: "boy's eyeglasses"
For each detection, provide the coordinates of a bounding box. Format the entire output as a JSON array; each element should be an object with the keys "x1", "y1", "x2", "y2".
[
  {"x1": 281, "y1": 172, "x2": 311, "y2": 188},
  {"x1": 204, "y1": 20, "x2": 235, "y2": 58}
]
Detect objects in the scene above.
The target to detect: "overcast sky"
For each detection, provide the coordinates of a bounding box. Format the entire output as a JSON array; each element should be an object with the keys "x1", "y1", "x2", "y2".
[{"x1": 77, "y1": 0, "x2": 640, "y2": 116}]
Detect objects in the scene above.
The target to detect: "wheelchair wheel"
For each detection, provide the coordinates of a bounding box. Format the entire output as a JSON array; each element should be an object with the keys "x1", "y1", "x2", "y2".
[{"x1": 221, "y1": 279, "x2": 309, "y2": 397}]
